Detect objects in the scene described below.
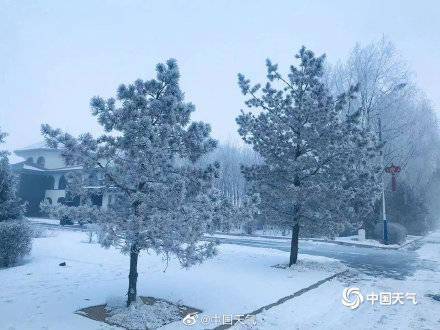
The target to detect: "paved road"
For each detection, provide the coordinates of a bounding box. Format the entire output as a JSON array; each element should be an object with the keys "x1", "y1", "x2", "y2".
[
  {"x1": 31, "y1": 219, "x2": 436, "y2": 280},
  {"x1": 211, "y1": 236, "x2": 436, "y2": 280}
]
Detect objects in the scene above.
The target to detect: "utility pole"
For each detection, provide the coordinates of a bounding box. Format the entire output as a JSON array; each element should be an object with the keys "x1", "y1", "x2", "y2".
[
  {"x1": 376, "y1": 83, "x2": 406, "y2": 245},
  {"x1": 378, "y1": 117, "x2": 388, "y2": 245}
]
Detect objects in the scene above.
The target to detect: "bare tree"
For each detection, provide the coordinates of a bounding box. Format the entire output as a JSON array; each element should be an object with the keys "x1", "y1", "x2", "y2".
[
  {"x1": 328, "y1": 37, "x2": 440, "y2": 233},
  {"x1": 328, "y1": 37, "x2": 440, "y2": 192}
]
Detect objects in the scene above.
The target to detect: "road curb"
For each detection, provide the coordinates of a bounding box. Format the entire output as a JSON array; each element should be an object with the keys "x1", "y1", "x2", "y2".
[
  {"x1": 398, "y1": 236, "x2": 425, "y2": 250},
  {"x1": 301, "y1": 238, "x2": 401, "y2": 250}
]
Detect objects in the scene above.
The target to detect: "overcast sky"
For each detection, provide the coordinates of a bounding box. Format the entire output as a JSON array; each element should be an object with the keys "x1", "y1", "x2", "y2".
[{"x1": 1, "y1": 0, "x2": 439, "y2": 161}]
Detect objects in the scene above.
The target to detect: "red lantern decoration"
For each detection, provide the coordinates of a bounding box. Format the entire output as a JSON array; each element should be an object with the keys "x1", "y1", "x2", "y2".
[{"x1": 385, "y1": 164, "x2": 401, "y2": 192}]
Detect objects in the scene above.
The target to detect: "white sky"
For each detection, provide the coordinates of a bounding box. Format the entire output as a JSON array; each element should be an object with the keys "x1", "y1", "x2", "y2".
[{"x1": 1, "y1": 0, "x2": 439, "y2": 162}]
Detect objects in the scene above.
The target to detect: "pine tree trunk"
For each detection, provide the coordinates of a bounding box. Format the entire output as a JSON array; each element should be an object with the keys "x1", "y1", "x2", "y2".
[
  {"x1": 127, "y1": 246, "x2": 139, "y2": 307},
  {"x1": 289, "y1": 222, "x2": 300, "y2": 267}
]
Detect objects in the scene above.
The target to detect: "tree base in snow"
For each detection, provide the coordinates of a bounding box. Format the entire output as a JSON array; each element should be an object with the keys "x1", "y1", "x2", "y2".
[
  {"x1": 271, "y1": 257, "x2": 346, "y2": 273},
  {"x1": 76, "y1": 296, "x2": 201, "y2": 330}
]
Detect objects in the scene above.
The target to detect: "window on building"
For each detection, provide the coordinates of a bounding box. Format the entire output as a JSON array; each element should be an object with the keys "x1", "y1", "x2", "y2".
[
  {"x1": 59, "y1": 175, "x2": 67, "y2": 190},
  {"x1": 47, "y1": 176, "x2": 55, "y2": 190},
  {"x1": 91, "y1": 194, "x2": 103, "y2": 207}
]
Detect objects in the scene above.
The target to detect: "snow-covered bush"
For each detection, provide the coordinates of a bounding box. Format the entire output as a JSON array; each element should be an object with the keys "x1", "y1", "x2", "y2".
[
  {"x1": 0, "y1": 220, "x2": 32, "y2": 267},
  {"x1": 0, "y1": 128, "x2": 30, "y2": 267},
  {"x1": 0, "y1": 142, "x2": 25, "y2": 221},
  {"x1": 373, "y1": 222, "x2": 407, "y2": 245},
  {"x1": 60, "y1": 215, "x2": 74, "y2": 226},
  {"x1": 85, "y1": 223, "x2": 99, "y2": 243},
  {"x1": 381, "y1": 180, "x2": 432, "y2": 235},
  {"x1": 237, "y1": 194, "x2": 260, "y2": 235},
  {"x1": 209, "y1": 192, "x2": 259, "y2": 234},
  {"x1": 40, "y1": 200, "x2": 101, "y2": 226}
]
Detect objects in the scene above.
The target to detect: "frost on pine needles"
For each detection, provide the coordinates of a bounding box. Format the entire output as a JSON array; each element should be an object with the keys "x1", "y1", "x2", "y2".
[
  {"x1": 41, "y1": 59, "x2": 222, "y2": 306},
  {"x1": 236, "y1": 47, "x2": 381, "y2": 266}
]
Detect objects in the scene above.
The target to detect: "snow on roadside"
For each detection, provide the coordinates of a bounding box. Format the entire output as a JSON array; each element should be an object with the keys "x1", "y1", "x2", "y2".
[
  {"x1": 0, "y1": 229, "x2": 346, "y2": 330},
  {"x1": 334, "y1": 236, "x2": 400, "y2": 248},
  {"x1": 288, "y1": 255, "x2": 345, "y2": 274},
  {"x1": 335, "y1": 235, "x2": 423, "y2": 249},
  {"x1": 208, "y1": 233, "x2": 290, "y2": 243},
  {"x1": 27, "y1": 217, "x2": 61, "y2": 226},
  {"x1": 417, "y1": 231, "x2": 440, "y2": 262},
  {"x1": 210, "y1": 232, "x2": 422, "y2": 250},
  {"x1": 231, "y1": 231, "x2": 440, "y2": 330},
  {"x1": 232, "y1": 271, "x2": 440, "y2": 330}
]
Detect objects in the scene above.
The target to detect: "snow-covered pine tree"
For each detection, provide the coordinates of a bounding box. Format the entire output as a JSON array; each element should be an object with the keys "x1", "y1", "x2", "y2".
[
  {"x1": 236, "y1": 47, "x2": 379, "y2": 266},
  {"x1": 337, "y1": 109, "x2": 382, "y2": 237},
  {"x1": 41, "y1": 59, "x2": 221, "y2": 306}
]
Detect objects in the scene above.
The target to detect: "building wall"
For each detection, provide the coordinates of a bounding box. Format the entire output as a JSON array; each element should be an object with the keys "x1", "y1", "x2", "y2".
[
  {"x1": 17, "y1": 173, "x2": 53, "y2": 216},
  {"x1": 17, "y1": 149, "x2": 66, "y2": 169},
  {"x1": 40, "y1": 151, "x2": 65, "y2": 169},
  {"x1": 14, "y1": 147, "x2": 110, "y2": 213}
]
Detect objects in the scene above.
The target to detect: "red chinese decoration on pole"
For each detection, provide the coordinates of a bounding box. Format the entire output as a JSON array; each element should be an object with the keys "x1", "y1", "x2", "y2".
[{"x1": 385, "y1": 164, "x2": 401, "y2": 192}]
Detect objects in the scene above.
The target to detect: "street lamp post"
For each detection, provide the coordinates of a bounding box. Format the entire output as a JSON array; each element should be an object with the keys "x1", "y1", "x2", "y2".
[
  {"x1": 383, "y1": 163, "x2": 402, "y2": 243},
  {"x1": 376, "y1": 82, "x2": 406, "y2": 245},
  {"x1": 378, "y1": 117, "x2": 388, "y2": 244},
  {"x1": 379, "y1": 116, "x2": 402, "y2": 245}
]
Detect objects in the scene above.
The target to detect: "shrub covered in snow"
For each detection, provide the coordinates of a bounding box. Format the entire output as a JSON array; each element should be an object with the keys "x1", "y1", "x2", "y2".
[
  {"x1": 60, "y1": 215, "x2": 74, "y2": 226},
  {"x1": 0, "y1": 128, "x2": 30, "y2": 267},
  {"x1": 0, "y1": 130, "x2": 25, "y2": 221},
  {"x1": 373, "y1": 222, "x2": 407, "y2": 244},
  {"x1": 209, "y1": 192, "x2": 259, "y2": 234},
  {"x1": 0, "y1": 160, "x2": 24, "y2": 221},
  {"x1": 0, "y1": 220, "x2": 32, "y2": 267},
  {"x1": 40, "y1": 200, "x2": 101, "y2": 226}
]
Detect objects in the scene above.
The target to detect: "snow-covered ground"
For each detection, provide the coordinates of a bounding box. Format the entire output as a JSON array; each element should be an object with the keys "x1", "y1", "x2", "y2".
[
  {"x1": 27, "y1": 218, "x2": 60, "y2": 226},
  {"x1": 0, "y1": 228, "x2": 346, "y2": 330},
  {"x1": 210, "y1": 233, "x2": 290, "y2": 243},
  {"x1": 232, "y1": 231, "x2": 440, "y2": 329},
  {"x1": 211, "y1": 232, "x2": 422, "y2": 250},
  {"x1": 29, "y1": 218, "x2": 420, "y2": 251},
  {"x1": 334, "y1": 235, "x2": 422, "y2": 249},
  {"x1": 416, "y1": 231, "x2": 440, "y2": 262}
]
